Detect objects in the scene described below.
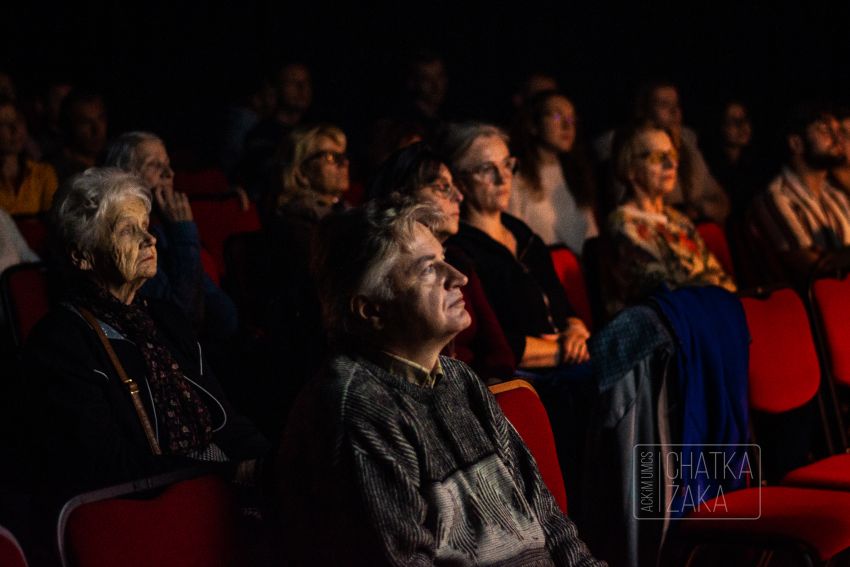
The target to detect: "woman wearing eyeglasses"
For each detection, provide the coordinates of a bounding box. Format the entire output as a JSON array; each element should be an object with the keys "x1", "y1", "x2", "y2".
[
  {"x1": 437, "y1": 122, "x2": 591, "y2": 371},
  {"x1": 367, "y1": 141, "x2": 516, "y2": 383},
  {"x1": 606, "y1": 123, "x2": 735, "y2": 314},
  {"x1": 509, "y1": 90, "x2": 598, "y2": 253}
]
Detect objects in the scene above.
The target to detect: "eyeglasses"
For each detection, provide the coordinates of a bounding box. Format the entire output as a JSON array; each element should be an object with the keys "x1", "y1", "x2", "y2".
[
  {"x1": 639, "y1": 149, "x2": 679, "y2": 166},
  {"x1": 305, "y1": 150, "x2": 349, "y2": 167},
  {"x1": 460, "y1": 156, "x2": 518, "y2": 183},
  {"x1": 423, "y1": 180, "x2": 460, "y2": 200}
]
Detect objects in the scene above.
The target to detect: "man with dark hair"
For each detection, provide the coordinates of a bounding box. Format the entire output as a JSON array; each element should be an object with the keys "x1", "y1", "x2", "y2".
[
  {"x1": 829, "y1": 106, "x2": 850, "y2": 197},
  {"x1": 51, "y1": 88, "x2": 108, "y2": 182},
  {"x1": 276, "y1": 201, "x2": 603, "y2": 566},
  {"x1": 751, "y1": 102, "x2": 850, "y2": 278}
]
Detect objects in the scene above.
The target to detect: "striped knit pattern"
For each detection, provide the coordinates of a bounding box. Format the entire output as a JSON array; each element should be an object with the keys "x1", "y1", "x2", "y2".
[
  {"x1": 752, "y1": 167, "x2": 850, "y2": 252},
  {"x1": 277, "y1": 352, "x2": 604, "y2": 566}
]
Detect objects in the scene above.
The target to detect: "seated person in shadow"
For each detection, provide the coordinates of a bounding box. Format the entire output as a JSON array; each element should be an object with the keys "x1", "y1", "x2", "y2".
[
  {"x1": 366, "y1": 141, "x2": 516, "y2": 383},
  {"x1": 24, "y1": 168, "x2": 268, "y2": 510},
  {"x1": 275, "y1": 201, "x2": 603, "y2": 566},
  {"x1": 606, "y1": 122, "x2": 736, "y2": 315}
]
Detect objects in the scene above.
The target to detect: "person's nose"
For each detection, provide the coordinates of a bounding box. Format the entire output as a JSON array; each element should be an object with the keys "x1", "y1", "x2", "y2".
[
  {"x1": 141, "y1": 229, "x2": 156, "y2": 248},
  {"x1": 444, "y1": 262, "x2": 468, "y2": 289}
]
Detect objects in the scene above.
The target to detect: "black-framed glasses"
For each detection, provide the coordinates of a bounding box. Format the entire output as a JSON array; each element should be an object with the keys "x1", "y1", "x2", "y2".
[
  {"x1": 305, "y1": 150, "x2": 349, "y2": 167},
  {"x1": 639, "y1": 149, "x2": 679, "y2": 166},
  {"x1": 460, "y1": 156, "x2": 518, "y2": 183}
]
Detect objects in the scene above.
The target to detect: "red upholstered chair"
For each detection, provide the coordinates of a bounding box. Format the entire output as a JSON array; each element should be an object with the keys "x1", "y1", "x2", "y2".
[
  {"x1": 489, "y1": 379, "x2": 568, "y2": 513},
  {"x1": 0, "y1": 525, "x2": 28, "y2": 567},
  {"x1": 695, "y1": 221, "x2": 735, "y2": 278},
  {"x1": 13, "y1": 214, "x2": 49, "y2": 258},
  {"x1": 0, "y1": 262, "x2": 49, "y2": 348},
  {"x1": 58, "y1": 469, "x2": 238, "y2": 567},
  {"x1": 548, "y1": 246, "x2": 593, "y2": 330},
  {"x1": 189, "y1": 195, "x2": 262, "y2": 278},
  {"x1": 741, "y1": 288, "x2": 850, "y2": 490},
  {"x1": 810, "y1": 274, "x2": 850, "y2": 390},
  {"x1": 174, "y1": 168, "x2": 231, "y2": 197}
]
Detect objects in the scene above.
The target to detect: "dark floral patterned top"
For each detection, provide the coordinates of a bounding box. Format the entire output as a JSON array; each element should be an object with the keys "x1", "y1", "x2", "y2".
[{"x1": 606, "y1": 203, "x2": 735, "y2": 313}]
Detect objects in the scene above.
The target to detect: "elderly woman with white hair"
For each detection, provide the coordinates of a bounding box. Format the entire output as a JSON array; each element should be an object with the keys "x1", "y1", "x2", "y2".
[
  {"x1": 24, "y1": 168, "x2": 268, "y2": 503},
  {"x1": 104, "y1": 131, "x2": 238, "y2": 341}
]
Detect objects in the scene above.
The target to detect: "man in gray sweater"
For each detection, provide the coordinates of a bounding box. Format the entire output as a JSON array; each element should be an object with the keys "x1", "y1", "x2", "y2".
[{"x1": 276, "y1": 200, "x2": 603, "y2": 566}]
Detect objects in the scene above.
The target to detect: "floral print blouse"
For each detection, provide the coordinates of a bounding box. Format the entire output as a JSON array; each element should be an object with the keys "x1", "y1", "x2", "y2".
[{"x1": 606, "y1": 203, "x2": 736, "y2": 313}]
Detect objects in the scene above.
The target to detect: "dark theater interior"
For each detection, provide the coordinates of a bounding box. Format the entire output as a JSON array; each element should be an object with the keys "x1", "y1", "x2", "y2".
[{"x1": 2, "y1": 2, "x2": 850, "y2": 566}]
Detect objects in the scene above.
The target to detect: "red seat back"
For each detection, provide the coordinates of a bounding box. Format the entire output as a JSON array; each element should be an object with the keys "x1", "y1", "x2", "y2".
[
  {"x1": 696, "y1": 222, "x2": 735, "y2": 278},
  {"x1": 812, "y1": 274, "x2": 850, "y2": 387},
  {"x1": 741, "y1": 289, "x2": 821, "y2": 413},
  {"x1": 549, "y1": 246, "x2": 593, "y2": 330},
  {"x1": 174, "y1": 168, "x2": 231, "y2": 197},
  {"x1": 490, "y1": 380, "x2": 568, "y2": 513},
  {"x1": 1, "y1": 262, "x2": 49, "y2": 347},
  {"x1": 13, "y1": 214, "x2": 49, "y2": 257},
  {"x1": 190, "y1": 196, "x2": 261, "y2": 277},
  {"x1": 0, "y1": 525, "x2": 27, "y2": 567},
  {"x1": 61, "y1": 473, "x2": 237, "y2": 567}
]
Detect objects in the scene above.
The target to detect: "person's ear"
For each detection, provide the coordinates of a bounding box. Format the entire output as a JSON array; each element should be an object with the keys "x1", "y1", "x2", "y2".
[
  {"x1": 352, "y1": 295, "x2": 384, "y2": 331},
  {"x1": 788, "y1": 134, "x2": 804, "y2": 156},
  {"x1": 294, "y1": 165, "x2": 311, "y2": 189},
  {"x1": 70, "y1": 250, "x2": 93, "y2": 271}
]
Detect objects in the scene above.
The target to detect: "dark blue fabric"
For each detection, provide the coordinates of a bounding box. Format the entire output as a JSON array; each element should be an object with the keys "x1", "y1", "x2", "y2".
[{"x1": 651, "y1": 286, "x2": 750, "y2": 517}]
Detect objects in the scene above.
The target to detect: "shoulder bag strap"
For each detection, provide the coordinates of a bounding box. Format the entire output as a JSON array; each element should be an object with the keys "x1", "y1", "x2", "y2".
[{"x1": 77, "y1": 307, "x2": 162, "y2": 455}]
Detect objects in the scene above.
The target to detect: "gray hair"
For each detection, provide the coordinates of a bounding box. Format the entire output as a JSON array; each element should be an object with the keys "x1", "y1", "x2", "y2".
[
  {"x1": 311, "y1": 200, "x2": 443, "y2": 337},
  {"x1": 103, "y1": 131, "x2": 162, "y2": 173},
  {"x1": 436, "y1": 122, "x2": 509, "y2": 173},
  {"x1": 51, "y1": 167, "x2": 151, "y2": 265}
]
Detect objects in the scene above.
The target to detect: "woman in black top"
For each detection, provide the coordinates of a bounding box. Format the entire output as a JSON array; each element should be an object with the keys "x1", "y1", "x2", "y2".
[{"x1": 437, "y1": 122, "x2": 591, "y2": 370}]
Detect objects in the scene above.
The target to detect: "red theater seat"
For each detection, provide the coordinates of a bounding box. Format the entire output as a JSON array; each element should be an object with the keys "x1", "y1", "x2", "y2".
[
  {"x1": 549, "y1": 246, "x2": 593, "y2": 330},
  {"x1": 696, "y1": 222, "x2": 735, "y2": 278},
  {"x1": 811, "y1": 274, "x2": 850, "y2": 388},
  {"x1": 174, "y1": 168, "x2": 231, "y2": 196},
  {"x1": 190, "y1": 195, "x2": 261, "y2": 278},
  {"x1": 0, "y1": 262, "x2": 49, "y2": 347},
  {"x1": 13, "y1": 214, "x2": 49, "y2": 258},
  {"x1": 58, "y1": 469, "x2": 237, "y2": 567},
  {"x1": 0, "y1": 525, "x2": 27, "y2": 567},
  {"x1": 490, "y1": 379, "x2": 567, "y2": 513}
]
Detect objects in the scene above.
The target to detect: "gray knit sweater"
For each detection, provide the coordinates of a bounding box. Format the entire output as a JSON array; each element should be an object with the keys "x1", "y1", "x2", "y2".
[{"x1": 276, "y1": 350, "x2": 604, "y2": 566}]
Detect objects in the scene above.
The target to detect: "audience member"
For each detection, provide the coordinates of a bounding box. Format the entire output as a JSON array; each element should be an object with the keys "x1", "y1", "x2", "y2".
[
  {"x1": 751, "y1": 102, "x2": 850, "y2": 280},
  {"x1": 367, "y1": 141, "x2": 516, "y2": 382},
  {"x1": 402, "y1": 49, "x2": 449, "y2": 137},
  {"x1": 104, "y1": 131, "x2": 239, "y2": 342},
  {"x1": 606, "y1": 123, "x2": 736, "y2": 314},
  {"x1": 51, "y1": 88, "x2": 108, "y2": 182},
  {"x1": 512, "y1": 71, "x2": 559, "y2": 110},
  {"x1": 239, "y1": 61, "x2": 314, "y2": 200},
  {"x1": 218, "y1": 73, "x2": 277, "y2": 178},
  {"x1": 24, "y1": 168, "x2": 268, "y2": 506},
  {"x1": 510, "y1": 90, "x2": 598, "y2": 252},
  {"x1": 276, "y1": 200, "x2": 603, "y2": 566},
  {"x1": 438, "y1": 122, "x2": 591, "y2": 370},
  {"x1": 0, "y1": 97, "x2": 58, "y2": 215},
  {"x1": 703, "y1": 99, "x2": 771, "y2": 220},
  {"x1": 596, "y1": 80, "x2": 730, "y2": 223},
  {"x1": 829, "y1": 106, "x2": 850, "y2": 197},
  {"x1": 31, "y1": 79, "x2": 73, "y2": 161}
]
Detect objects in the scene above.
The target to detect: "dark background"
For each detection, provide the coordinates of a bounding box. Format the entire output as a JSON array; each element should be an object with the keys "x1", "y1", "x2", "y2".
[{"x1": 5, "y1": 1, "x2": 850, "y2": 163}]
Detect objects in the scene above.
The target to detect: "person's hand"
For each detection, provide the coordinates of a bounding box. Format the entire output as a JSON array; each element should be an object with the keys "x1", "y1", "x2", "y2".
[
  {"x1": 154, "y1": 186, "x2": 193, "y2": 223},
  {"x1": 561, "y1": 318, "x2": 590, "y2": 364}
]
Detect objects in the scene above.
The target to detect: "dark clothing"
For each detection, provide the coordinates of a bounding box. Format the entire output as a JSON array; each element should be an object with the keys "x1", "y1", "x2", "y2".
[
  {"x1": 276, "y1": 349, "x2": 603, "y2": 566},
  {"x1": 141, "y1": 220, "x2": 239, "y2": 342},
  {"x1": 237, "y1": 118, "x2": 292, "y2": 201},
  {"x1": 449, "y1": 214, "x2": 576, "y2": 362},
  {"x1": 651, "y1": 285, "x2": 750, "y2": 515},
  {"x1": 24, "y1": 297, "x2": 268, "y2": 504},
  {"x1": 444, "y1": 245, "x2": 516, "y2": 382},
  {"x1": 580, "y1": 305, "x2": 676, "y2": 567}
]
